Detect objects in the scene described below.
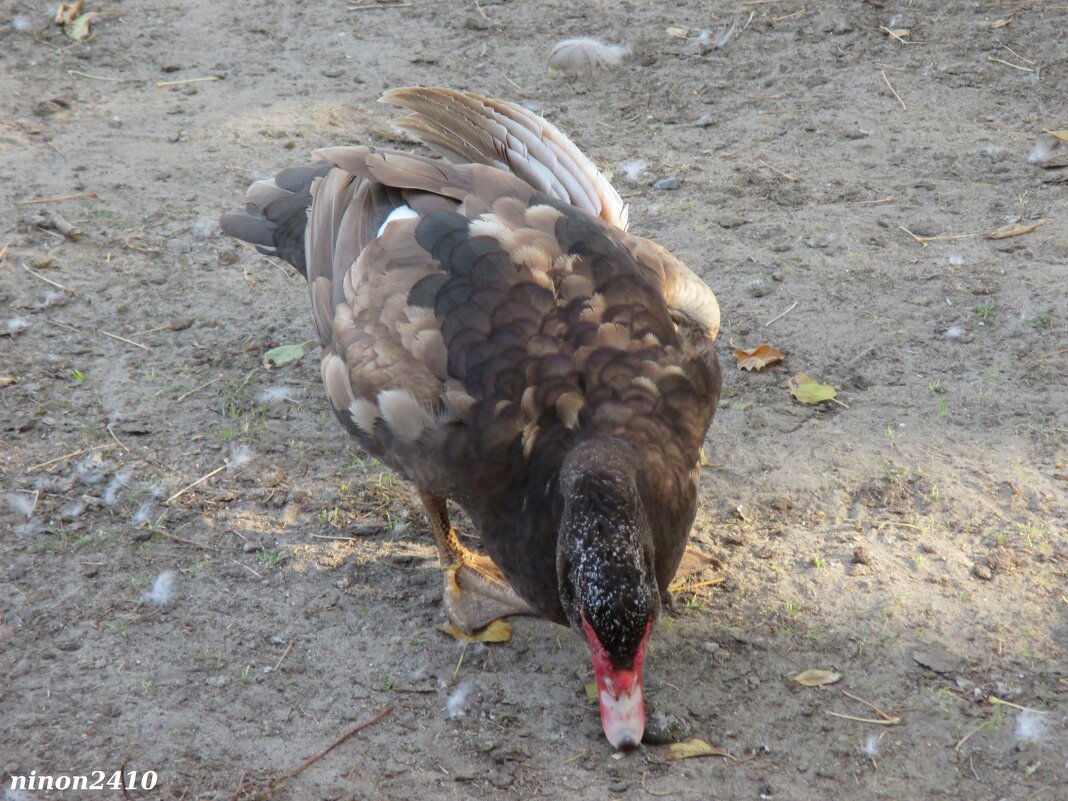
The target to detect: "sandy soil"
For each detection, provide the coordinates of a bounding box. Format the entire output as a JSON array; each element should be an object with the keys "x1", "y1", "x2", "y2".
[{"x1": 2, "y1": 1, "x2": 1066, "y2": 799}]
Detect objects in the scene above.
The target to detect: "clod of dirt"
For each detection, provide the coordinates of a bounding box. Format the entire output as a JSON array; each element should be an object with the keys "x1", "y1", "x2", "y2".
[
  {"x1": 748, "y1": 278, "x2": 772, "y2": 297},
  {"x1": 912, "y1": 644, "x2": 958, "y2": 674},
  {"x1": 34, "y1": 98, "x2": 71, "y2": 116},
  {"x1": 642, "y1": 710, "x2": 692, "y2": 744},
  {"x1": 347, "y1": 522, "x2": 384, "y2": 536},
  {"x1": 852, "y1": 546, "x2": 872, "y2": 565},
  {"x1": 972, "y1": 562, "x2": 994, "y2": 581}
]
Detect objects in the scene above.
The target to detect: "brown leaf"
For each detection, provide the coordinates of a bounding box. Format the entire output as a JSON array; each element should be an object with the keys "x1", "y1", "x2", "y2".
[
  {"x1": 439, "y1": 619, "x2": 512, "y2": 644},
  {"x1": 54, "y1": 1, "x2": 84, "y2": 25},
  {"x1": 793, "y1": 669, "x2": 842, "y2": 686},
  {"x1": 665, "y1": 738, "x2": 731, "y2": 760},
  {"x1": 733, "y1": 343, "x2": 784, "y2": 371},
  {"x1": 0, "y1": 376, "x2": 17, "y2": 388},
  {"x1": 988, "y1": 219, "x2": 1050, "y2": 239}
]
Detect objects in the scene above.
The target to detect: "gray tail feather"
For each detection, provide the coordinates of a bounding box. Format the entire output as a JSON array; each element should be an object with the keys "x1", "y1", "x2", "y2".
[{"x1": 218, "y1": 161, "x2": 334, "y2": 277}]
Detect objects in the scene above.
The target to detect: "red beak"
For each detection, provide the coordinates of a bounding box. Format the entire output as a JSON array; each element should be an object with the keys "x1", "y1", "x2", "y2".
[{"x1": 582, "y1": 617, "x2": 651, "y2": 750}]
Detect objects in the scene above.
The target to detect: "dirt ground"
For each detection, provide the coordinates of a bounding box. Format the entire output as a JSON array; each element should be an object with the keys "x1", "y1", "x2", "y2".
[{"x1": 2, "y1": 1, "x2": 1066, "y2": 799}]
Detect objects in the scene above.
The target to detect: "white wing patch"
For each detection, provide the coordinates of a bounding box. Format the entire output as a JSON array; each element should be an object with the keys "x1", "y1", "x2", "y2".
[
  {"x1": 378, "y1": 388, "x2": 432, "y2": 440},
  {"x1": 376, "y1": 205, "x2": 419, "y2": 238},
  {"x1": 347, "y1": 398, "x2": 380, "y2": 436},
  {"x1": 321, "y1": 353, "x2": 356, "y2": 414}
]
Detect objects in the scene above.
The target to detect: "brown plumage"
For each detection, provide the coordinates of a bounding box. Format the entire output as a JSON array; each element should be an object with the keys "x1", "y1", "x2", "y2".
[{"x1": 220, "y1": 87, "x2": 722, "y2": 750}]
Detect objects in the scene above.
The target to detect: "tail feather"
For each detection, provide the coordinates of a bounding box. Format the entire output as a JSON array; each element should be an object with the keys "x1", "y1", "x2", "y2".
[
  {"x1": 382, "y1": 87, "x2": 628, "y2": 231},
  {"x1": 218, "y1": 161, "x2": 333, "y2": 276}
]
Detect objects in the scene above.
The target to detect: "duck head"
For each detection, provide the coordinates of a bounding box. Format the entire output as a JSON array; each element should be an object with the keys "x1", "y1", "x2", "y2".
[{"x1": 558, "y1": 439, "x2": 659, "y2": 750}]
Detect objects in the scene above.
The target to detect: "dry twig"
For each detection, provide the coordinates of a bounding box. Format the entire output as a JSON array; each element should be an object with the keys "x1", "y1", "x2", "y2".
[
  {"x1": 14, "y1": 192, "x2": 98, "y2": 206},
  {"x1": 22, "y1": 264, "x2": 67, "y2": 290},
  {"x1": 765, "y1": 300, "x2": 798, "y2": 327},
  {"x1": 100, "y1": 329, "x2": 150, "y2": 351},
  {"x1": 165, "y1": 463, "x2": 228, "y2": 505},
  {"x1": 881, "y1": 70, "x2": 907, "y2": 111}
]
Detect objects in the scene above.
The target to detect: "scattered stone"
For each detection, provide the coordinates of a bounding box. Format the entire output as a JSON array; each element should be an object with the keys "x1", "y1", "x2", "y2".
[
  {"x1": 913, "y1": 644, "x2": 958, "y2": 674},
  {"x1": 34, "y1": 98, "x2": 70, "y2": 116},
  {"x1": 747, "y1": 278, "x2": 772, "y2": 297},
  {"x1": 348, "y1": 522, "x2": 384, "y2": 537},
  {"x1": 722, "y1": 531, "x2": 746, "y2": 546},
  {"x1": 852, "y1": 546, "x2": 872, "y2": 565},
  {"x1": 716, "y1": 213, "x2": 748, "y2": 229},
  {"x1": 972, "y1": 562, "x2": 994, "y2": 581},
  {"x1": 242, "y1": 542, "x2": 263, "y2": 554},
  {"x1": 130, "y1": 530, "x2": 152, "y2": 542},
  {"x1": 642, "y1": 710, "x2": 691, "y2": 744},
  {"x1": 653, "y1": 176, "x2": 680, "y2": 190}
]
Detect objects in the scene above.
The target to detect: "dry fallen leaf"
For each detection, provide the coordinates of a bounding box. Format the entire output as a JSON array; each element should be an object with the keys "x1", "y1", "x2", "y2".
[
  {"x1": 439, "y1": 619, "x2": 512, "y2": 644},
  {"x1": 733, "y1": 343, "x2": 784, "y2": 371},
  {"x1": 793, "y1": 669, "x2": 842, "y2": 687},
  {"x1": 989, "y1": 219, "x2": 1050, "y2": 239},
  {"x1": 666, "y1": 26, "x2": 691, "y2": 39},
  {"x1": 788, "y1": 374, "x2": 839, "y2": 405},
  {"x1": 1044, "y1": 130, "x2": 1068, "y2": 142},
  {"x1": 54, "y1": 1, "x2": 84, "y2": 25},
  {"x1": 885, "y1": 28, "x2": 910, "y2": 39},
  {"x1": 65, "y1": 11, "x2": 99, "y2": 41},
  {"x1": 585, "y1": 681, "x2": 598, "y2": 704},
  {"x1": 262, "y1": 343, "x2": 306, "y2": 368},
  {"x1": 0, "y1": 376, "x2": 17, "y2": 388},
  {"x1": 665, "y1": 738, "x2": 730, "y2": 760}
]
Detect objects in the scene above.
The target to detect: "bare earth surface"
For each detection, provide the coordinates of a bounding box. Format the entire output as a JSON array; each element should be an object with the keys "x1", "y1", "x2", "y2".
[{"x1": 2, "y1": 2, "x2": 1066, "y2": 799}]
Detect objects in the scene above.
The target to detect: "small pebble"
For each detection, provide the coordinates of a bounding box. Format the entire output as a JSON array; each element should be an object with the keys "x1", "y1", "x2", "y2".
[
  {"x1": 748, "y1": 278, "x2": 771, "y2": 298},
  {"x1": 972, "y1": 562, "x2": 993, "y2": 580},
  {"x1": 653, "y1": 176, "x2": 680, "y2": 190},
  {"x1": 716, "y1": 213, "x2": 747, "y2": 229}
]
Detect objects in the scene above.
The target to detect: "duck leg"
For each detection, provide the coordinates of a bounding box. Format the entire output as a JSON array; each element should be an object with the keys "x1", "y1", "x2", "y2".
[{"x1": 417, "y1": 488, "x2": 533, "y2": 633}]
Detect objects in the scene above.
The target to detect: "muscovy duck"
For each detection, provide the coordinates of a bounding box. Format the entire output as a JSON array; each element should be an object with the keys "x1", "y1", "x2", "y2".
[{"x1": 220, "y1": 87, "x2": 722, "y2": 749}]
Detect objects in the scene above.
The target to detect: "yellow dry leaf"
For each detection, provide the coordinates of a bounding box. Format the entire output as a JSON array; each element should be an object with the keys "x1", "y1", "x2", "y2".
[
  {"x1": 585, "y1": 682, "x2": 598, "y2": 704},
  {"x1": 885, "y1": 28, "x2": 910, "y2": 39},
  {"x1": 793, "y1": 669, "x2": 842, "y2": 687},
  {"x1": 988, "y1": 219, "x2": 1050, "y2": 239},
  {"x1": 65, "y1": 11, "x2": 99, "y2": 41},
  {"x1": 788, "y1": 374, "x2": 839, "y2": 405},
  {"x1": 439, "y1": 619, "x2": 512, "y2": 644},
  {"x1": 665, "y1": 738, "x2": 730, "y2": 760},
  {"x1": 733, "y1": 343, "x2": 784, "y2": 371},
  {"x1": 666, "y1": 26, "x2": 690, "y2": 39},
  {"x1": 1044, "y1": 130, "x2": 1068, "y2": 142},
  {"x1": 0, "y1": 376, "x2": 17, "y2": 388}
]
